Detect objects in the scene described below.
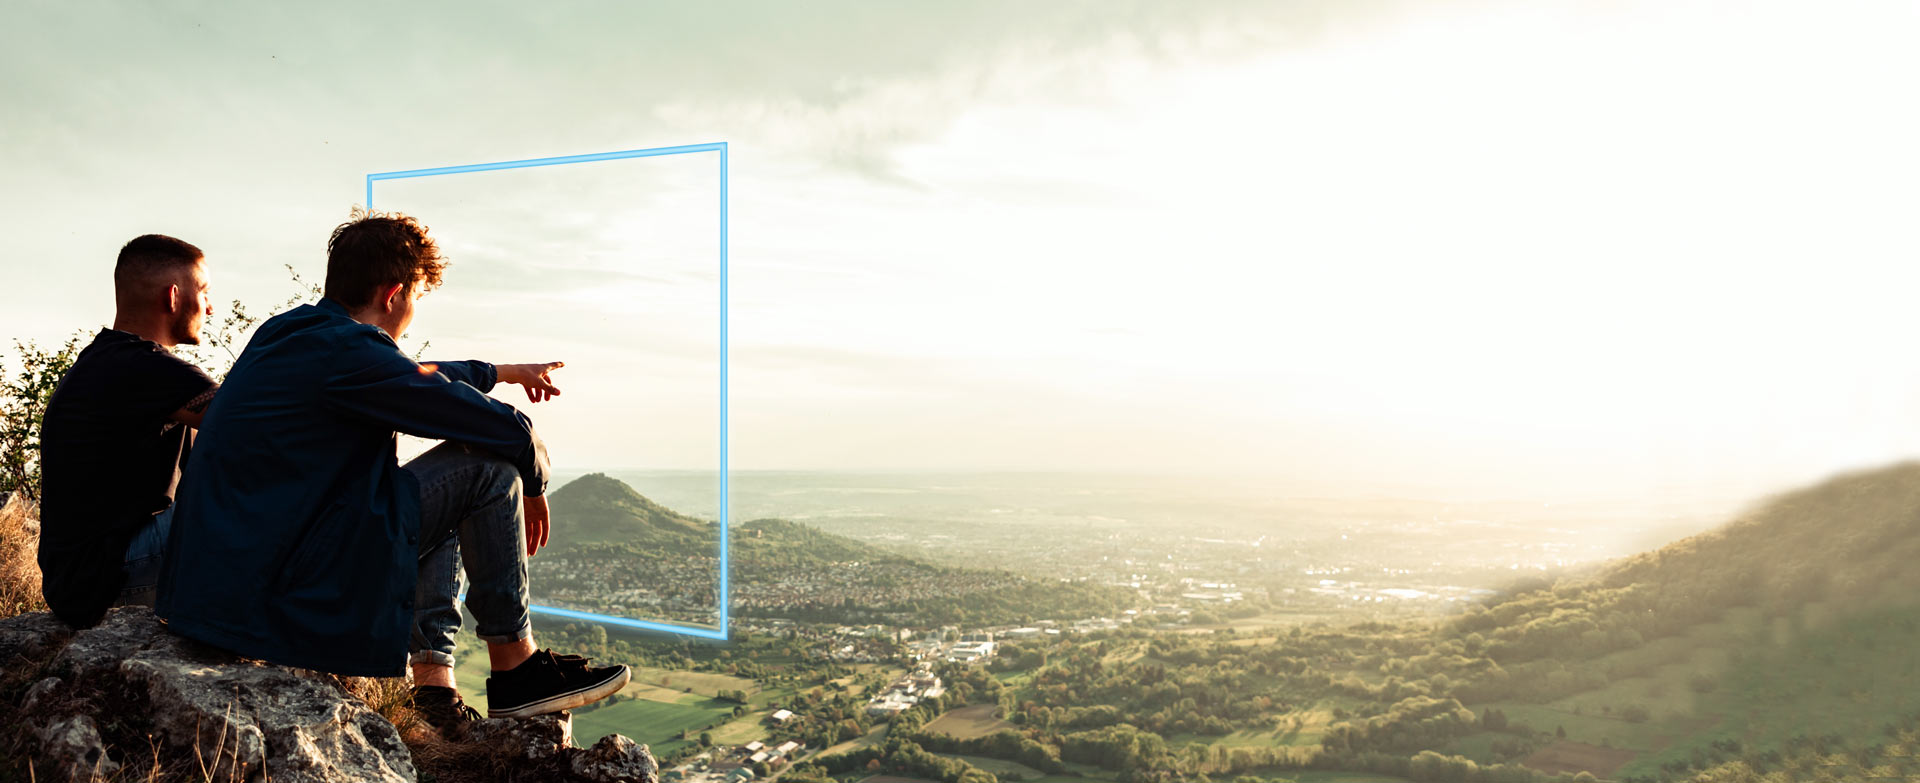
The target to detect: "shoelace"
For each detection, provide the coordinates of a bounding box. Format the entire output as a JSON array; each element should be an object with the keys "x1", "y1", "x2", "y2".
[{"x1": 547, "y1": 651, "x2": 595, "y2": 672}]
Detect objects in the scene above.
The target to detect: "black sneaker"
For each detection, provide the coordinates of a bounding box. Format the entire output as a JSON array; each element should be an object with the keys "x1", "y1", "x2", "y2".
[
  {"x1": 485, "y1": 649, "x2": 630, "y2": 719},
  {"x1": 410, "y1": 685, "x2": 483, "y2": 736}
]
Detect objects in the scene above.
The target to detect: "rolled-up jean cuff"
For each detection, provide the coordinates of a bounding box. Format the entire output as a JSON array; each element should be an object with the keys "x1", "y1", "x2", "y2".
[
  {"x1": 476, "y1": 622, "x2": 534, "y2": 645},
  {"x1": 409, "y1": 649, "x2": 456, "y2": 667}
]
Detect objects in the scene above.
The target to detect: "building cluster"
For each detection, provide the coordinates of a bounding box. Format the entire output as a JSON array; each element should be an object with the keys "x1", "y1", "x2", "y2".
[
  {"x1": 864, "y1": 665, "x2": 947, "y2": 717},
  {"x1": 1293, "y1": 579, "x2": 1497, "y2": 605},
  {"x1": 531, "y1": 555, "x2": 718, "y2": 626},
  {"x1": 532, "y1": 551, "x2": 1063, "y2": 627},
  {"x1": 664, "y1": 739, "x2": 809, "y2": 783},
  {"x1": 900, "y1": 627, "x2": 997, "y2": 663},
  {"x1": 730, "y1": 560, "x2": 1040, "y2": 613},
  {"x1": 1177, "y1": 578, "x2": 1246, "y2": 603},
  {"x1": 740, "y1": 739, "x2": 803, "y2": 767},
  {"x1": 810, "y1": 625, "x2": 907, "y2": 663}
]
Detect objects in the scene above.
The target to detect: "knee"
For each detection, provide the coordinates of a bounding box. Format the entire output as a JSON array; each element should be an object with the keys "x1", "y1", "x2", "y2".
[{"x1": 480, "y1": 455, "x2": 523, "y2": 499}]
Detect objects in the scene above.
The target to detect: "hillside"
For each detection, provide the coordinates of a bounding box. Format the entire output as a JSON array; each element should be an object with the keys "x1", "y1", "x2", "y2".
[
  {"x1": 536, "y1": 473, "x2": 1134, "y2": 627},
  {"x1": 1436, "y1": 461, "x2": 1920, "y2": 780},
  {"x1": 547, "y1": 472, "x2": 717, "y2": 549},
  {"x1": 1591, "y1": 460, "x2": 1920, "y2": 609},
  {"x1": 1447, "y1": 461, "x2": 1920, "y2": 664},
  {"x1": 546, "y1": 473, "x2": 925, "y2": 569}
]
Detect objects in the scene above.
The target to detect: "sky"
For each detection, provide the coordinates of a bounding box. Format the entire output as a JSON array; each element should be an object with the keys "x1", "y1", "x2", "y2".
[{"x1": 4, "y1": 0, "x2": 1920, "y2": 504}]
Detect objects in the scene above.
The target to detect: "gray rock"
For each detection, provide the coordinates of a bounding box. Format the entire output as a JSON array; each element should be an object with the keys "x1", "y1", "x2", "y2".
[
  {"x1": 117, "y1": 636, "x2": 415, "y2": 782},
  {"x1": 21, "y1": 675, "x2": 62, "y2": 712},
  {"x1": 0, "y1": 610, "x2": 69, "y2": 668},
  {"x1": 48, "y1": 604, "x2": 203, "y2": 679},
  {"x1": 3, "y1": 605, "x2": 655, "y2": 783},
  {"x1": 463, "y1": 712, "x2": 575, "y2": 759},
  {"x1": 572, "y1": 734, "x2": 659, "y2": 783},
  {"x1": 32, "y1": 607, "x2": 415, "y2": 782},
  {"x1": 34, "y1": 714, "x2": 119, "y2": 782}
]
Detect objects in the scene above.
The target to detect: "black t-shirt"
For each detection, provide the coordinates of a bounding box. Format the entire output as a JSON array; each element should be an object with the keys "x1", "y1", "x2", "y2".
[{"x1": 37, "y1": 328, "x2": 216, "y2": 628}]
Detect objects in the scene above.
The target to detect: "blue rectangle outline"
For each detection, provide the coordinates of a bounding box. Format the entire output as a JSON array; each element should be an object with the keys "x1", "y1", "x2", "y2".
[{"x1": 368, "y1": 142, "x2": 730, "y2": 641}]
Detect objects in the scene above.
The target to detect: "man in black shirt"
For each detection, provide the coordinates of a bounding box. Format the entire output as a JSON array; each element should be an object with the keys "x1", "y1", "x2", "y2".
[{"x1": 37, "y1": 234, "x2": 219, "y2": 629}]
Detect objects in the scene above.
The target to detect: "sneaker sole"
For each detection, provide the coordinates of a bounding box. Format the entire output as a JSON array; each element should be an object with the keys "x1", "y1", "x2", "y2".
[{"x1": 488, "y1": 665, "x2": 632, "y2": 719}]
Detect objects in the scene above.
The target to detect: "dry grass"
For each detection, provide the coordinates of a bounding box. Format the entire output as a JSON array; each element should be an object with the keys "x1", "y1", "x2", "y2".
[
  {"x1": 330, "y1": 674, "x2": 426, "y2": 735},
  {"x1": 0, "y1": 492, "x2": 45, "y2": 620}
]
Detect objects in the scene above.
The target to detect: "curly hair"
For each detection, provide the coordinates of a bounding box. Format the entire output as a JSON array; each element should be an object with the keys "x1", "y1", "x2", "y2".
[{"x1": 323, "y1": 206, "x2": 450, "y2": 309}]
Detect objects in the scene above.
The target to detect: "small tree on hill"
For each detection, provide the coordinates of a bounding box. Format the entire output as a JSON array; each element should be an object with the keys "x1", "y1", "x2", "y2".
[{"x1": 0, "y1": 333, "x2": 82, "y2": 504}]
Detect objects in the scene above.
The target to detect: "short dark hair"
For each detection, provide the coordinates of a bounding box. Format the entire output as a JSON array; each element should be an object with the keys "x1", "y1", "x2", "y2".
[
  {"x1": 324, "y1": 206, "x2": 449, "y2": 309},
  {"x1": 114, "y1": 234, "x2": 203, "y2": 307}
]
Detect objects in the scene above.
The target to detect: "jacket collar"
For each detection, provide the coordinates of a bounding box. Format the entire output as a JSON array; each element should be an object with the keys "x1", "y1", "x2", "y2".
[{"x1": 317, "y1": 297, "x2": 351, "y2": 317}]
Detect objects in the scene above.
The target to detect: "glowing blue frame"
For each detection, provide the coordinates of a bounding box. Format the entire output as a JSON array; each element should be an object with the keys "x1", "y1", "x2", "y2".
[{"x1": 368, "y1": 142, "x2": 731, "y2": 641}]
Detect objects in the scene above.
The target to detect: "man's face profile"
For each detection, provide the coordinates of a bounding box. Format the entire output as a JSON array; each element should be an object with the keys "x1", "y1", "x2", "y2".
[
  {"x1": 386, "y1": 276, "x2": 424, "y2": 340},
  {"x1": 173, "y1": 258, "x2": 211, "y2": 346}
]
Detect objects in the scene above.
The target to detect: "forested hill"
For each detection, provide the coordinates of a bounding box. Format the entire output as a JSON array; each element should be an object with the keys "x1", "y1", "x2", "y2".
[
  {"x1": 1448, "y1": 460, "x2": 1920, "y2": 663},
  {"x1": 545, "y1": 472, "x2": 923, "y2": 567},
  {"x1": 1418, "y1": 461, "x2": 1920, "y2": 780},
  {"x1": 1591, "y1": 460, "x2": 1920, "y2": 607},
  {"x1": 539, "y1": 473, "x2": 1133, "y2": 626},
  {"x1": 546, "y1": 472, "x2": 715, "y2": 549},
  {"x1": 731, "y1": 516, "x2": 905, "y2": 565}
]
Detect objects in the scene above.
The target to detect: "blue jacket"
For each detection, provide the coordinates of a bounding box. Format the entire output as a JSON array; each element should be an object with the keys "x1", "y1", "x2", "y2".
[{"x1": 155, "y1": 297, "x2": 549, "y2": 676}]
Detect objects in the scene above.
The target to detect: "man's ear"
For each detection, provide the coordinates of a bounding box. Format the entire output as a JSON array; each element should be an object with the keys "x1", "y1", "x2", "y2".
[
  {"x1": 165, "y1": 283, "x2": 182, "y2": 315},
  {"x1": 382, "y1": 283, "x2": 405, "y2": 311}
]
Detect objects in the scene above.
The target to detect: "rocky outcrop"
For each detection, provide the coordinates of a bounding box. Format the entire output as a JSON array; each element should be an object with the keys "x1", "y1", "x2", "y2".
[
  {"x1": 432, "y1": 713, "x2": 658, "y2": 783},
  {"x1": 1, "y1": 607, "x2": 656, "y2": 783}
]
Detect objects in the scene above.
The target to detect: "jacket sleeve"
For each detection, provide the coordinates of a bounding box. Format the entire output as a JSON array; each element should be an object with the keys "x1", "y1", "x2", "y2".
[
  {"x1": 322, "y1": 337, "x2": 550, "y2": 497},
  {"x1": 416, "y1": 359, "x2": 497, "y2": 393}
]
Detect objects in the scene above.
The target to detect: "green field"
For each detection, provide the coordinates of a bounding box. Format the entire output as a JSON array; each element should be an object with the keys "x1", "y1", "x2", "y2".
[
  {"x1": 1437, "y1": 731, "x2": 1515, "y2": 763},
  {"x1": 709, "y1": 714, "x2": 774, "y2": 745},
  {"x1": 947, "y1": 755, "x2": 1044, "y2": 779},
  {"x1": 923, "y1": 705, "x2": 1015, "y2": 739},
  {"x1": 1163, "y1": 726, "x2": 1323, "y2": 749},
  {"x1": 1161, "y1": 700, "x2": 1355, "y2": 751},
  {"x1": 571, "y1": 691, "x2": 738, "y2": 750},
  {"x1": 818, "y1": 723, "x2": 889, "y2": 759},
  {"x1": 637, "y1": 666, "x2": 760, "y2": 697}
]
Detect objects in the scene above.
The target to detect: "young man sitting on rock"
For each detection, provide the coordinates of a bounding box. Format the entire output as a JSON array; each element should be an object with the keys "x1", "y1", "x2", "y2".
[
  {"x1": 38, "y1": 234, "x2": 220, "y2": 629},
  {"x1": 155, "y1": 208, "x2": 629, "y2": 736}
]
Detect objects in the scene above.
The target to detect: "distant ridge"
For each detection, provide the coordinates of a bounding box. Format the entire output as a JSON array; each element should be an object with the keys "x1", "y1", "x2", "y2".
[
  {"x1": 543, "y1": 473, "x2": 924, "y2": 566},
  {"x1": 546, "y1": 472, "x2": 714, "y2": 549},
  {"x1": 537, "y1": 472, "x2": 1133, "y2": 625}
]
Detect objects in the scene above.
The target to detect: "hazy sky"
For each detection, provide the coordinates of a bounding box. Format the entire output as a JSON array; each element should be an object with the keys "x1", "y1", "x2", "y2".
[{"x1": 4, "y1": 0, "x2": 1919, "y2": 502}]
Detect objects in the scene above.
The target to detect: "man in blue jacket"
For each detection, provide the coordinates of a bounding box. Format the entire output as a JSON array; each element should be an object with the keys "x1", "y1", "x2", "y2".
[{"x1": 156, "y1": 208, "x2": 628, "y2": 733}]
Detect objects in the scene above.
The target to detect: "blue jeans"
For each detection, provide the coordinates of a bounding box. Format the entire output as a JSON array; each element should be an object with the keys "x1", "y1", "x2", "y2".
[
  {"x1": 115, "y1": 504, "x2": 173, "y2": 607},
  {"x1": 403, "y1": 440, "x2": 535, "y2": 668}
]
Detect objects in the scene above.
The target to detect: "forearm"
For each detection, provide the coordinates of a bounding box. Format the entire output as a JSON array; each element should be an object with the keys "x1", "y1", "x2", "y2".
[{"x1": 418, "y1": 360, "x2": 498, "y2": 393}]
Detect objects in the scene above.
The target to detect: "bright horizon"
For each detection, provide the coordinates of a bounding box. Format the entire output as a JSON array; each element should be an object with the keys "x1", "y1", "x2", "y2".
[{"x1": 6, "y1": 1, "x2": 1920, "y2": 506}]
